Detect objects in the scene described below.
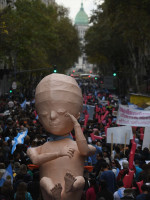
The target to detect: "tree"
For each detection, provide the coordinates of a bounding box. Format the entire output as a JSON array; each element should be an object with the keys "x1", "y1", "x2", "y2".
[
  {"x1": 85, "y1": 0, "x2": 150, "y2": 94},
  {"x1": 0, "y1": 0, "x2": 80, "y2": 77}
]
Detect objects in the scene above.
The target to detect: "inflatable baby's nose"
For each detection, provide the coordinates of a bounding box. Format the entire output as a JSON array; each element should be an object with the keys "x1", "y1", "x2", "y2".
[{"x1": 50, "y1": 110, "x2": 57, "y2": 120}]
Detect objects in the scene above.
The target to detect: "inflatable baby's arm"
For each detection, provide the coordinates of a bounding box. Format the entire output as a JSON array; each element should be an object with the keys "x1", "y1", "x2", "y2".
[
  {"x1": 67, "y1": 113, "x2": 96, "y2": 156},
  {"x1": 27, "y1": 145, "x2": 74, "y2": 165}
]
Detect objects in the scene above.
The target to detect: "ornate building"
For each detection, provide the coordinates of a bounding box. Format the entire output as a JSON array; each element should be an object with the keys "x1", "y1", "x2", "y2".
[{"x1": 74, "y1": 2, "x2": 93, "y2": 73}]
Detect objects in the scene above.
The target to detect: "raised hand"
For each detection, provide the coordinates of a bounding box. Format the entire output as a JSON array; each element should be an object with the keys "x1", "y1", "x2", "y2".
[
  {"x1": 59, "y1": 145, "x2": 75, "y2": 158},
  {"x1": 65, "y1": 113, "x2": 79, "y2": 126}
]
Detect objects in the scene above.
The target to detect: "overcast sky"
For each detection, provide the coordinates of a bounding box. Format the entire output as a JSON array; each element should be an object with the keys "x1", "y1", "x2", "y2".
[{"x1": 55, "y1": 0, "x2": 102, "y2": 22}]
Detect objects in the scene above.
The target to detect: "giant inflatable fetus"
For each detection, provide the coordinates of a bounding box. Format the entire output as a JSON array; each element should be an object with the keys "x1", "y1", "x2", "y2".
[{"x1": 27, "y1": 73, "x2": 96, "y2": 200}]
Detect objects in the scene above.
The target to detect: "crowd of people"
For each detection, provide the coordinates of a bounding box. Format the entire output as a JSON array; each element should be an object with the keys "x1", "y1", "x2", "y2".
[{"x1": 0, "y1": 77, "x2": 150, "y2": 200}]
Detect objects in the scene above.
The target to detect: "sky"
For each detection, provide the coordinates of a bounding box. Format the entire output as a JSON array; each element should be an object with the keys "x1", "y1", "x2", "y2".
[{"x1": 55, "y1": 0, "x2": 102, "y2": 22}]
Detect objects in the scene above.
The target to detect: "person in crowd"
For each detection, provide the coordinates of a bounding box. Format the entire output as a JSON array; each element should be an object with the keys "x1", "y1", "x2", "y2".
[
  {"x1": 119, "y1": 153, "x2": 128, "y2": 170},
  {"x1": 0, "y1": 162, "x2": 5, "y2": 179},
  {"x1": 13, "y1": 162, "x2": 20, "y2": 177},
  {"x1": 103, "y1": 149, "x2": 111, "y2": 165},
  {"x1": 0, "y1": 180, "x2": 14, "y2": 200},
  {"x1": 96, "y1": 180, "x2": 114, "y2": 200},
  {"x1": 138, "y1": 163, "x2": 150, "y2": 183},
  {"x1": 86, "y1": 178, "x2": 99, "y2": 200},
  {"x1": 27, "y1": 171, "x2": 40, "y2": 200},
  {"x1": 120, "y1": 188, "x2": 135, "y2": 200},
  {"x1": 134, "y1": 160, "x2": 143, "y2": 182},
  {"x1": 99, "y1": 162, "x2": 117, "y2": 193},
  {"x1": 90, "y1": 141, "x2": 102, "y2": 166},
  {"x1": 93, "y1": 152, "x2": 106, "y2": 178},
  {"x1": 111, "y1": 159, "x2": 121, "y2": 178},
  {"x1": 113, "y1": 180, "x2": 125, "y2": 200},
  {"x1": 14, "y1": 181, "x2": 33, "y2": 200},
  {"x1": 136, "y1": 184, "x2": 150, "y2": 200},
  {"x1": 13, "y1": 164, "x2": 32, "y2": 192},
  {"x1": 117, "y1": 161, "x2": 129, "y2": 182}
]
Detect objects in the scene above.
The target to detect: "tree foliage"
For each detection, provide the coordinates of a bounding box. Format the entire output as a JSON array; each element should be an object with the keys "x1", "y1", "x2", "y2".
[
  {"x1": 0, "y1": 0, "x2": 80, "y2": 75},
  {"x1": 85, "y1": 0, "x2": 150, "y2": 94}
]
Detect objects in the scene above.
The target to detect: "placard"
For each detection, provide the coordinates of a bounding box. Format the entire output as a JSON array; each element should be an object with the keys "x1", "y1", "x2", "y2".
[
  {"x1": 142, "y1": 127, "x2": 150, "y2": 150},
  {"x1": 107, "y1": 126, "x2": 133, "y2": 145}
]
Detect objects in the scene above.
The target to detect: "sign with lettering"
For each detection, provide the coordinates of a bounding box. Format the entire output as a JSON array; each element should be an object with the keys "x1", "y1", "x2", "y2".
[
  {"x1": 107, "y1": 126, "x2": 133, "y2": 144},
  {"x1": 117, "y1": 105, "x2": 150, "y2": 127},
  {"x1": 142, "y1": 127, "x2": 150, "y2": 150}
]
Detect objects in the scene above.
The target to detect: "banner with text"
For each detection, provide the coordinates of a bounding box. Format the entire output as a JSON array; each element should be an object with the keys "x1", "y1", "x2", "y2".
[{"x1": 117, "y1": 105, "x2": 150, "y2": 127}]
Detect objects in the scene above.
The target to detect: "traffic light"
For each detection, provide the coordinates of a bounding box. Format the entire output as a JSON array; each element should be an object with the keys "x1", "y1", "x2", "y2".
[
  {"x1": 53, "y1": 66, "x2": 57, "y2": 73},
  {"x1": 9, "y1": 89, "x2": 12, "y2": 93},
  {"x1": 113, "y1": 72, "x2": 117, "y2": 77},
  {"x1": 95, "y1": 77, "x2": 98, "y2": 80}
]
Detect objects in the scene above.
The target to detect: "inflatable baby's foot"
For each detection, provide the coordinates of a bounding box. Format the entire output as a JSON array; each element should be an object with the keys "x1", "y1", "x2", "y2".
[
  {"x1": 50, "y1": 183, "x2": 62, "y2": 200},
  {"x1": 64, "y1": 172, "x2": 76, "y2": 193}
]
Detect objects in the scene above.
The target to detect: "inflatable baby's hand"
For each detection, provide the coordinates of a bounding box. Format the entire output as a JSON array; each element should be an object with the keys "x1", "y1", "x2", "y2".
[
  {"x1": 66, "y1": 113, "x2": 79, "y2": 127},
  {"x1": 59, "y1": 146, "x2": 75, "y2": 159}
]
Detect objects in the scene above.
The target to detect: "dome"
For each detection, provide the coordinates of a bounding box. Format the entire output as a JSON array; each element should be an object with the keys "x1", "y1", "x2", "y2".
[{"x1": 75, "y1": 3, "x2": 89, "y2": 25}]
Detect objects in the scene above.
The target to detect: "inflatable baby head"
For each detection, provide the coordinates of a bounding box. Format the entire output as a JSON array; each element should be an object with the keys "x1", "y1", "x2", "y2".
[{"x1": 35, "y1": 73, "x2": 83, "y2": 135}]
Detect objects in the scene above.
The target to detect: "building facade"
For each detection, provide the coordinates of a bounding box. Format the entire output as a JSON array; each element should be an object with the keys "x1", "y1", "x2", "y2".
[{"x1": 73, "y1": 2, "x2": 93, "y2": 73}]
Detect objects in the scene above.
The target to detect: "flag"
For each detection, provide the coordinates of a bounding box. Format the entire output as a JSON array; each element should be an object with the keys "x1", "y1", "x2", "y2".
[
  {"x1": 5, "y1": 137, "x2": 10, "y2": 142},
  {"x1": 11, "y1": 129, "x2": 28, "y2": 154},
  {"x1": 20, "y1": 99, "x2": 26, "y2": 109},
  {"x1": 0, "y1": 164, "x2": 13, "y2": 187},
  {"x1": 31, "y1": 99, "x2": 35, "y2": 104}
]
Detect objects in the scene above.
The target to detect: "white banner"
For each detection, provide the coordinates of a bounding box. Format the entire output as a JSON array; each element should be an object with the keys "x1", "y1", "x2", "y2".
[
  {"x1": 117, "y1": 105, "x2": 150, "y2": 127},
  {"x1": 142, "y1": 127, "x2": 150, "y2": 150},
  {"x1": 107, "y1": 126, "x2": 133, "y2": 145}
]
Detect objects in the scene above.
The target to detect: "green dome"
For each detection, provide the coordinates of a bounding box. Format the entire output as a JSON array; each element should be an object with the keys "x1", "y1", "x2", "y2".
[{"x1": 75, "y1": 3, "x2": 89, "y2": 25}]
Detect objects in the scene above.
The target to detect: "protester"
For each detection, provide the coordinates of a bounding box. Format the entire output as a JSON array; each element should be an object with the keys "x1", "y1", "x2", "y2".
[
  {"x1": 27, "y1": 171, "x2": 40, "y2": 200},
  {"x1": 14, "y1": 181, "x2": 33, "y2": 200},
  {"x1": 96, "y1": 180, "x2": 114, "y2": 200},
  {"x1": 113, "y1": 180, "x2": 125, "y2": 200},
  {"x1": 99, "y1": 162, "x2": 117, "y2": 193},
  {"x1": 93, "y1": 152, "x2": 106, "y2": 178},
  {"x1": 136, "y1": 184, "x2": 150, "y2": 200},
  {"x1": 120, "y1": 188, "x2": 135, "y2": 200},
  {"x1": 0, "y1": 180, "x2": 14, "y2": 200},
  {"x1": 90, "y1": 141, "x2": 102, "y2": 166},
  {"x1": 134, "y1": 160, "x2": 143, "y2": 182},
  {"x1": 117, "y1": 161, "x2": 129, "y2": 182},
  {"x1": 86, "y1": 178, "x2": 99, "y2": 200},
  {"x1": 111, "y1": 159, "x2": 121, "y2": 178}
]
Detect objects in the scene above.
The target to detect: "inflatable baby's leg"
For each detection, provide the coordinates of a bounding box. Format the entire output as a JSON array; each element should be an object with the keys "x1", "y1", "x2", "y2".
[
  {"x1": 64, "y1": 172, "x2": 85, "y2": 193},
  {"x1": 40, "y1": 177, "x2": 62, "y2": 200}
]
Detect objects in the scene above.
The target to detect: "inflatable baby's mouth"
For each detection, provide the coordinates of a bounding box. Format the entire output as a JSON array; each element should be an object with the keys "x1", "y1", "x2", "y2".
[
  {"x1": 49, "y1": 123, "x2": 57, "y2": 127},
  {"x1": 49, "y1": 121, "x2": 60, "y2": 127}
]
